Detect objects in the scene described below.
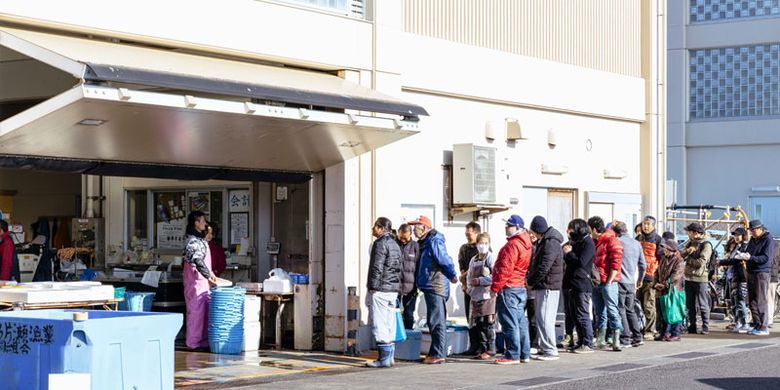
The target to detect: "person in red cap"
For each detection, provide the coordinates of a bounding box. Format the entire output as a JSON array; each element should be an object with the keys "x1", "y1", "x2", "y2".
[
  {"x1": 408, "y1": 215, "x2": 458, "y2": 364},
  {"x1": 491, "y1": 214, "x2": 533, "y2": 364}
]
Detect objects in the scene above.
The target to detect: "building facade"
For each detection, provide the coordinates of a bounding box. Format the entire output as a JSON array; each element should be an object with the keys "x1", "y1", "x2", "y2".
[
  {"x1": 0, "y1": 0, "x2": 665, "y2": 352},
  {"x1": 668, "y1": 0, "x2": 780, "y2": 232}
]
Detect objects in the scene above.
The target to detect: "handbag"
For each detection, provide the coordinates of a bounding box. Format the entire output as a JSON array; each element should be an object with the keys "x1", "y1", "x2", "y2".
[
  {"x1": 659, "y1": 278, "x2": 687, "y2": 325},
  {"x1": 394, "y1": 300, "x2": 407, "y2": 343}
]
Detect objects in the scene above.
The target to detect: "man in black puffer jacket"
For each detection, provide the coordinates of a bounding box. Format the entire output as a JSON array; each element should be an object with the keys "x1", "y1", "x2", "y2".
[
  {"x1": 397, "y1": 223, "x2": 420, "y2": 329},
  {"x1": 526, "y1": 216, "x2": 564, "y2": 361},
  {"x1": 366, "y1": 217, "x2": 402, "y2": 368}
]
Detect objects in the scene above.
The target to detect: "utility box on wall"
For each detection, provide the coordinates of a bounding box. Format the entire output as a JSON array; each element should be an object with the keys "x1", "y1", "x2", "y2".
[{"x1": 452, "y1": 144, "x2": 505, "y2": 206}]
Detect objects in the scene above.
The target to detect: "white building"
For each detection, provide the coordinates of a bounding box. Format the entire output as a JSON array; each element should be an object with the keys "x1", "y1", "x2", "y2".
[
  {"x1": 668, "y1": 0, "x2": 780, "y2": 232},
  {"x1": 0, "y1": 0, "x2": 665, "y2": 352}
]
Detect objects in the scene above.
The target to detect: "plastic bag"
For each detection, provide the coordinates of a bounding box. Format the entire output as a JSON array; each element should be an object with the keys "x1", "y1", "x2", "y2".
[
  {"x1": 660, "y1": 278, "x2": 687, "y2": 325},
  {"x1": 394, "y1": 300, "x2": 407, "y2": 343},
  {"x1": 268, "y1": 268, "x2": 291, "y2": 281}
]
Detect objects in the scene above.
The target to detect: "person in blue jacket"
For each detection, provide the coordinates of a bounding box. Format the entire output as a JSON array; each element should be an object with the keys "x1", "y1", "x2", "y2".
[{"x1": 408, "y1": 215, "x2": 458, "y2": 364}]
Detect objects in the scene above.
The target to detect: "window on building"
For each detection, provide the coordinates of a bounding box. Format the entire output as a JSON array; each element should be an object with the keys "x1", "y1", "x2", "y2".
[
  {"x1": 126, "y1": 190, "x2": 148, "y2": 250},
  {"x1": 689, "y1": 44, "x2": 780, "y2": 120},
  {"x1": 690, "y1": 0, "x2": 780, "y2": 23},
  {"x1": 276, "y1": 0, "x2": 365, "y2": 18},
  {"x1": 126, "y1": 188, "x2": 246, "y2": 253}
]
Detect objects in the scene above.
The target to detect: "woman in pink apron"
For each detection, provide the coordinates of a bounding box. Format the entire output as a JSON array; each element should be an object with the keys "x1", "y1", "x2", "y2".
[{"x1": 183, "y1": 211, "x2": 217, "y2": 350}]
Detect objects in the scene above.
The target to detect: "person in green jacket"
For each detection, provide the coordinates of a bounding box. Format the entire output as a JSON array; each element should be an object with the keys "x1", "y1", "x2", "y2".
[{"x1": 682, "y1": 222, "x2": 712, "y2": 335}]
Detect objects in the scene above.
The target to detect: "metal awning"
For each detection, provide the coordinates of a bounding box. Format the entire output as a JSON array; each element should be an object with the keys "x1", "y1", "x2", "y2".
[{"x1": 0, "y1": 27, "x2": 425, "y2": 177}]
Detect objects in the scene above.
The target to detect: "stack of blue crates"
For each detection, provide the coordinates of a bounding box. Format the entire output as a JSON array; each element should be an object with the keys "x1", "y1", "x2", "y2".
[{"x1": 208, "y1": 287, "x2": 245, "y2": 354}]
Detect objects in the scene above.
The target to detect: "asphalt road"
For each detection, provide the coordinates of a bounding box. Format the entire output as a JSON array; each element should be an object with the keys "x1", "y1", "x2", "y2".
[{"x1": 536, "y1": 345, "x2": 780, "y2": 390}]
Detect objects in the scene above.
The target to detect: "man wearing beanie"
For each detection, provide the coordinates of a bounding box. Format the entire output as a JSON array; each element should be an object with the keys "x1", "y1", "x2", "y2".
[{"x1": 526, "y1": 216, "x2": 564, "y2": 361}]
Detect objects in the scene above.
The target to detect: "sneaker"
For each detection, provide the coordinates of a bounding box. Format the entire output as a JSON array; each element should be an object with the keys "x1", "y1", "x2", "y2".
[
  {"x1": 700, "y1": 330, "x2": 710, "y2": 335},
  {"x1": 532, "y1": 354, "x2": 559, "y2": 361},
  {"x1": 749, "y1": 329, "x2": 770, "y2": 336},
  {"x1": 495, "y1": 357, "x2": 520, "y2": 365},
  {"x1": 573, "y1": 345, "x2": 595, "y2": 354},
  {"x1": 667, "y1": 336, "x2": 681, "y2": 342},
  {"x1": 631, "y1": 340, "x2": 644, "y2": 347},
  {"x1": 560, "y1": 334, "x2": 573, "y2": 347},
  {"x1": 530, "y1": 347, "x2": 539, "y2": 355},
  {"x1": 620, "y1": 343, "x2": 633, "y2": 349},
  {"x1": 737, "y1": 325, "x2": 750, "y2": 334},
  {"x1": 520, "y1": 358, "x2": 531, "y2": 363}
]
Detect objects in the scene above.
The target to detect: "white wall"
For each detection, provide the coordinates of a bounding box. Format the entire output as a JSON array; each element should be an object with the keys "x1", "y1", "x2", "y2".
[{"x1": 0, "y1": 0, "x2": 373, "y2": 71}]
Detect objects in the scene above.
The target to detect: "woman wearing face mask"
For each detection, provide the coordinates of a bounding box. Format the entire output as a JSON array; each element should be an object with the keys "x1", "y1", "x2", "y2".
[{"x1": 466, "y1": 232, "x2": 497, "y2": 360}]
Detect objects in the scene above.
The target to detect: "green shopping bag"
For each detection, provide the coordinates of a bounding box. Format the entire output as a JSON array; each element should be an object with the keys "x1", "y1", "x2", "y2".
[{"x1": 660, "y1": 278, "x2": 687, "y2": 325}]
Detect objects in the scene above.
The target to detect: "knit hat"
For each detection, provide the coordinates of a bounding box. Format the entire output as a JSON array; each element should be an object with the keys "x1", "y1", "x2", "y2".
[
  {"x1": 530, "y1": 216, "x2": 549, "y2": 234},
  {"x1": 661, "y1": 239, "x2": 679, "y2": 252}
]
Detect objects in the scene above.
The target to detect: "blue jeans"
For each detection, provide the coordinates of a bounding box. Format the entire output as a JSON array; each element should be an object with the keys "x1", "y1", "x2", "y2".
[
  {"x1": 593, "y1": 282, "x2": 623, "y2": 331},
  {"x1": 496, "y1": 287, "x2": 530, "y2": 360},
  {"x1": 424, "y1": 292, "x2": 448, "y2": 358}
]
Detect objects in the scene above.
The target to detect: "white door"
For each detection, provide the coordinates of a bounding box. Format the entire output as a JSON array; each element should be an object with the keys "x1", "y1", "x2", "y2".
[{"x1": 548, "y1": 190, "x2": 575, "y2": 232}]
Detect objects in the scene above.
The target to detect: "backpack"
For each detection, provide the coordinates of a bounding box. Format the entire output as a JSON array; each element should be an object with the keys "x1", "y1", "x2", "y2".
[{"x1": 700, "y1": 241, "x2": 718, "y2": 278}]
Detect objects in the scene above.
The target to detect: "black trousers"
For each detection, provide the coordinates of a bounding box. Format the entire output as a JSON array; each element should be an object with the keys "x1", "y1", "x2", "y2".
[
  {"x1": 562, "y1": 288, "x2": 575, "y2": 337},
  {"x1": 401, "y1": 290, "x2": 417, "y2": 329},
  {"x1": 565, "y1": 290, "x2": 593, "y2": 348},
  {"x1": 471, "y1": 315, "x2": 496, "y2": 354},
  {"x1": 464, "y1": 293, "x2": 471, "y2": 321},
  {"x1": 526, "y1": 297, "x2": 537, "y2": 347},
  {"x1": 748, "y1": 272, "x2": 771, "y2": 330},
  {"x1": 684, "y1": 281, "x2": 710, "y2": 332},
  {"x1": 618, "y1": 283, "x2": 643, "y2": 344}
]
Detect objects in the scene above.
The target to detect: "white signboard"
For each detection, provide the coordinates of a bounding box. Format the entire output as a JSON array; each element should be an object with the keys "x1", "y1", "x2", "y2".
[
  {"x1": 157, "y1": 220, "x2": 186, "y2": 250},
  {"x1": 228, "y1": 190, "x2": 250, "y2": 212}
]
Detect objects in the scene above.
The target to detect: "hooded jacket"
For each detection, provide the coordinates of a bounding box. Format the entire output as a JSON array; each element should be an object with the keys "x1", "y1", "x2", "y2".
[
  {"x1": 416, "y1": 229, "x2": 458, "y2": 297},
  {"x1": 637, "y1": 230, "x2": 664, "y2": 282},
  {"x1": 563, "y1": 235, "x2": 596, "y2": 292},
  {"x1": 367, "y1": 232, "x2": 402, "y2": 293},
  {"x1": 745, "y1": 230, "x2": 775, "y2": 274},
  {"x1": 594, "y1": 229, "x2": 623, "y2": 284},
  {"x1": 684, "y1": 233, "x2": 712, "y2": 283},
  {"x1": 491, "y1": 230, "x2": 533, "y2": 293},
  {"x1": 526, "y1": 227, "x2": 564, "y2": 290}
]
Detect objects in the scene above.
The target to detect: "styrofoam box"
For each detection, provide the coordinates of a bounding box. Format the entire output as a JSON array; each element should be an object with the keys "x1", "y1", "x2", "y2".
[
  {"x1": 262, "y1": 279, "x2": 292, "y2": 293},
  {"x1": 242, "y1": 321, "x2": 261, "y2": 351},
  {"x1": 244, "y1": 296, "x2": 261, "y2": 323},
  {"x1": 420, "y1": 327, "x2": 469, "y2": 356},
  {"x1": 0, "y1": 283, "x2": 115, "y2": 304}
]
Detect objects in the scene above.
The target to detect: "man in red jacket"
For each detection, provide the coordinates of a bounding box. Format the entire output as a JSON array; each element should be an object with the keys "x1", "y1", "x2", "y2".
[
  {"x1": 491, "y1": 215, "x2": 533, "y2": 365},
  {"x1": 588, "y1": 216, "x2": 624, "y2": 351}
]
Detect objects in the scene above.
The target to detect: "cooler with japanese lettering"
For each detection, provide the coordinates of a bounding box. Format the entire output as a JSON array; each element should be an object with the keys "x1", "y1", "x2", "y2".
[{"x1": 0, "y1": 309, "x2": 182, "y2": 390}]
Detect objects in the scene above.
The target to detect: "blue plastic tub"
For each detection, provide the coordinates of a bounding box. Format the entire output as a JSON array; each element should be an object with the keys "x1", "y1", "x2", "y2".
[
  {"x1": 394, "y1": 330, "x2": 422, "y2": 360},
  {"x1": 0, "y1": 309, "x2": 182, "y2": 390},
  {"x1": 121, "y1": 291, "x2": 155, "y2": 312}
]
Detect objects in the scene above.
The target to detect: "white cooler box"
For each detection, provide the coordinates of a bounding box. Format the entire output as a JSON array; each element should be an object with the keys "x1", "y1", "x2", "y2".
[
  {"x1": 242, "y1": 321, "x2": 261, "y2": 352},
  {"x1": 244, "y1": 296, "x2": 261, "y2": 323}
]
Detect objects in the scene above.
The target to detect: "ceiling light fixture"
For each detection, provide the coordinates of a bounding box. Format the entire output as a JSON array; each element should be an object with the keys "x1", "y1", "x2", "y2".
[{"x1": 77, "y1": 119, "x2": 107, "y2": 126}]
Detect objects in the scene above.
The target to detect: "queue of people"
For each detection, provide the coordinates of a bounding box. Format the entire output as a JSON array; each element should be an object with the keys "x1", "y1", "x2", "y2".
[{"x1": 362, "y1": 212, "x2": 778, "y2": 368}]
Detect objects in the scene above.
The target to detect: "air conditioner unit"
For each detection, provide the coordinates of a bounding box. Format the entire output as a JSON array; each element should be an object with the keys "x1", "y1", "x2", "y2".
[{"x1": 453, "y1": 144, "x2": 506, "y2": 206}]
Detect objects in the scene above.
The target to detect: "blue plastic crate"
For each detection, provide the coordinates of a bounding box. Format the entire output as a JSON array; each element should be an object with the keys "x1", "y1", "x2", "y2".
[
  {"x1": 121, "y1": 291, "x2": 155, "y2": 312},
  {"x1": 0, "y1": 309, "x2": 182, "y2": 390},
  {"x1": 394, "y1": 330, "x2": 422, "y2": 361}
]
